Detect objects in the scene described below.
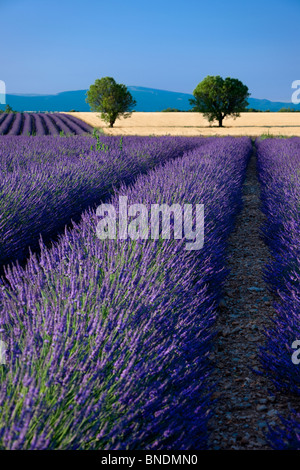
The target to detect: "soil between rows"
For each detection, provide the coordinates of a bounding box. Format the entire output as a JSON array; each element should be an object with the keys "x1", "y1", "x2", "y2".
[{"x1": 207, "y1": 144, "x2": 298, "y2": 450}]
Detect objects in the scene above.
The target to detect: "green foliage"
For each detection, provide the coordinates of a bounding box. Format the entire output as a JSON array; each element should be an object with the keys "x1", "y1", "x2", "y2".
[
  {"x1": 189, "y1": 75, "x2": 250, "y2": 127},
  {"x1": 161, "y1": 108, "x2": 181, "y2": 112},
  {"x1": 278, "y1": 107, "x2": 300, "y2": 112},
  {"x1": 161, "y1": 108, "x2": 193, "y2": 112},
  {"x1": 90, "y1": 134, "x2": 110, "y2": 152},
  {"x1": 4, "y1": 104, "x2": 15, "y2": 113},
  {"x1": 92, "y1": 127, "x2": 104, "y2": 137},
  {"x1": 86, "y1": 77, "x2": 136, "y2": 128},
  {"x1": 259, "y1": 132, "x2": 289, "y2": 140},
  {"x1": 246, "y1": 108, "x2": 263, "y2": 112}
]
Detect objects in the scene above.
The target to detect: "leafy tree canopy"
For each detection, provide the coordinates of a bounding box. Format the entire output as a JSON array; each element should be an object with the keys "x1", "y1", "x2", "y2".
[
  {"x1": 161, "y1": 108, "x2": 181, "y2": 112},
  {"x1": 278, "y1": 107, "x2": 300, "y2": 112},
  {"x1": 189, "y1": 75, "x2": 250, "y2": 127},
  {"x1": 86, "y1": 77, "x2": 136, "y2": 127},
  {"x1": 4, "y1": 104, "x2": 15, "y2": 113}
]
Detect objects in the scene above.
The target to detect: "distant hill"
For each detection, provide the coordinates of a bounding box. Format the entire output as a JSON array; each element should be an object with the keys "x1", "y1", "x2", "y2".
[
  {"x1": 1, "y1": 86, "x2": 300, "y2": 112},
  {"x1": 246, "y1": 97, "x2": 300, "y2": 112},
  {"x1": 1, "y1": 90, "x2": 90, "y2": 113}
]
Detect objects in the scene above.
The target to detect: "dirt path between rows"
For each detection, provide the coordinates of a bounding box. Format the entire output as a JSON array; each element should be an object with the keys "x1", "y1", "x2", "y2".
[{"x1": 207, "y1": 143, "x2": 297, "y2": 450}]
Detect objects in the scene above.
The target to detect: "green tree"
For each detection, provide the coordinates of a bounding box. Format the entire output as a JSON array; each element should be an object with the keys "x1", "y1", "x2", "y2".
[
  {"x1": 189, "y1": 75, "x2": 250, "y2": 127},
  {"x1": 161, "y1": 108, "x2": 181, "y2": 112},
  {"x1": 86, "y1": 77, "x2": 136, "y2": 127},
  {"x1": 278, "y1": 107, "x2": 300, "y2": 112},
  {"x1": 5, "y1": 104, "x2": 14, "y2": 113},
  {"x1": 246, "y1": 108, "x2": 262, "y2": 112}
]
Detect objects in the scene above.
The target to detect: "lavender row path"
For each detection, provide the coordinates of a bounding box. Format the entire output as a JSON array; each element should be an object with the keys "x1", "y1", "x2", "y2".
[
  {"x1": 0, "y1": 137, "x2": 251, "y2": 449},
  {"x1": 207, "y1": 141, "x2": 298, "y2": 449},
  {"x1": 0, "y1": 135, "x2": 206, "y2": 270}
]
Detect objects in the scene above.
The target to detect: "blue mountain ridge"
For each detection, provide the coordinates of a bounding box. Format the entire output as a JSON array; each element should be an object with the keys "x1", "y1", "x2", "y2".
[{"x1": 1, "y1": 86, "x2": 300, "y2": 112}]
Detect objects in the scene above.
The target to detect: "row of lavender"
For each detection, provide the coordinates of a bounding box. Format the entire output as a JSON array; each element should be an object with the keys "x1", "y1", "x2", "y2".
[
  {"x1": 0, "y1": 136, "x2": 207, "y2": 269},
  {"x1": 0, "y1": 113, "x2": 92, "y2": 135},
  {"x1": 0, "y1": 137, "x2": 252, "y2": 449},
  {"x1": 256, "y1": 138, "x2": 300, "y2": 449}
]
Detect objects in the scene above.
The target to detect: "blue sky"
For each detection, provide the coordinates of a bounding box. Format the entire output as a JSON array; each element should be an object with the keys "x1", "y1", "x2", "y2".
[{"x1": 1, "y1": 0, "x2": 299, "y2": 101}]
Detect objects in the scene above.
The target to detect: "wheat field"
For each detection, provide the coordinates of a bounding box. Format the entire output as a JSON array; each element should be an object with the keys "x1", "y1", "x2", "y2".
[{"x1": 64, "y1": 112, "x2": 300, "y2": 136}]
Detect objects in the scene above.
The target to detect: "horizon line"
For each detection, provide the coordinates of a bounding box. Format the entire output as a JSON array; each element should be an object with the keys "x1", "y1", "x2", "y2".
[{"x1": 5, "y1": 87, "x2": 298, "y2": 104}]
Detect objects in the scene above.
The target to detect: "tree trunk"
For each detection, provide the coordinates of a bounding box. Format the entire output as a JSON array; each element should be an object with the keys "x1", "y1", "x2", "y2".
[
  {"x1": 218, "y1": 117, "x2": 223, "y2": 127},
  {"x1": 109, "y1": 115, "x2": 117, "y2": 127}
]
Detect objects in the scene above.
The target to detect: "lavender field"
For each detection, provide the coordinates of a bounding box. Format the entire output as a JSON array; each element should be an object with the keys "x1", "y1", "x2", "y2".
[
  {"x1": 0, "y1": 113, "x2": 92, "y2": 136},
  {"x1": 2, "y1": 0, "x2": 299, "y2": 456},
  {"x1": 0, "y1": 133, "x2": 299, "y2": 450},
  {"x1": 0, "y1": 135, "x2": 253, "y2": 449},
  {"x1": 0, "y1": 135, "x2": 206, "y2": 269}
]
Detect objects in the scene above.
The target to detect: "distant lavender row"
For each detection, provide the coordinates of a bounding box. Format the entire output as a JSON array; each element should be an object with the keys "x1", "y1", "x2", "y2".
[
  {"x1": 0, "y1": 137, "x2": 252, "y2": 449},
  {"x1": 0, "y1": 113, "x2": 93, "y2": 135},
  {"x1": 0, "y1": 135, "x2": 208, "y2": 268},
  {"x1": 256, "y1": 137, "x2": 300, "y2": 449}
]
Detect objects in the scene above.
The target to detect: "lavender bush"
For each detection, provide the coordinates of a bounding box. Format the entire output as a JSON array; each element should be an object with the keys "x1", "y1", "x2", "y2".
[
  {"x1": 256, "y1": 137, "x2": 300, "y2": 449},
  {"x1": 0, "y1": 113, "x2": 15, "y2": 135},
  {"x1": 34, "y1": 114, "x2": 46, "y2": 136},
  {"x1": 22, "y1": 113, "x2": 33, "y2": 135},
  {"x1": 7, "y1": 113, "x2": 23, "y2": 136}
]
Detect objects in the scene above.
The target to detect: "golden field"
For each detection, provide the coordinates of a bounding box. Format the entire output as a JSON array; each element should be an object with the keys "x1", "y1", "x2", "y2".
[{"x1": 64, "y1": 112, "x2": 300, "y2": 136}]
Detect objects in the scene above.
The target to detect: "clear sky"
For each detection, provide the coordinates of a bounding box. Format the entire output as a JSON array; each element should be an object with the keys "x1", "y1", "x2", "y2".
[{"x1": 1, "y1": 0, "x2": 299, "y2": 101}]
